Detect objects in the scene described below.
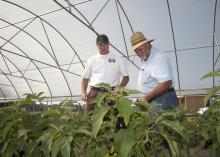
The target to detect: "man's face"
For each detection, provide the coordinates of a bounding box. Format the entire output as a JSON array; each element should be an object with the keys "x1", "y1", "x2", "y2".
[
  {"x1": 134, "y1": 42, "x2": 151, "y2": 60},
  {"x1": 97, "y1": 42, "x2": 109, "y2": 55}
]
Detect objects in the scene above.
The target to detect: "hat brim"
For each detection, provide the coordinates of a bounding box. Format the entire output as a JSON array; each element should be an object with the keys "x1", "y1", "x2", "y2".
[
  {"x1": 96, "y1": 41, "x2": 109, "y2": 44},
  {"x1": 131, "y1": 39, "x2": 154, "y2": 50}
]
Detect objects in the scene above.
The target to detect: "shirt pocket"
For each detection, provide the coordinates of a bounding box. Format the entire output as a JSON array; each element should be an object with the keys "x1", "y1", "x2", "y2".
[
  {"x1": 106, "y1": 60, "x2": 120, "y2": 76},
  {"x1": 92, "y1": 59, "x2": 104, "y2": 74},
  {"x1": 139, "y1": 67, "x2": 152, "y2": 83}
]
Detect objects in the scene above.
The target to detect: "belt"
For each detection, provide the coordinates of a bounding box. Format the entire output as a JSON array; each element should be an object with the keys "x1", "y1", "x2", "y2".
[{"x1": 165, "y1": 87, "x2": 175, "y2": 93}]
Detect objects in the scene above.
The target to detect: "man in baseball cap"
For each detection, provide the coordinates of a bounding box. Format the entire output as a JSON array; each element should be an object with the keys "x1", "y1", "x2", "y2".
[{"x1": 81, "y1": 34, "x2": 129, "y2": 111}]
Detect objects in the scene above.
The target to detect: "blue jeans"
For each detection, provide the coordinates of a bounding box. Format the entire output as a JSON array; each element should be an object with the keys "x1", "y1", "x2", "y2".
[{"x1": 150, "y1": 89, "x2": 179, "y2": 110}]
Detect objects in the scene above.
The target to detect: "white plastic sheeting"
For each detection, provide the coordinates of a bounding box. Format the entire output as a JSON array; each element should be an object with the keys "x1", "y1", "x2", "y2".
[{"x1": 0, "y1": 0, "x2": 219, "y2": 102}]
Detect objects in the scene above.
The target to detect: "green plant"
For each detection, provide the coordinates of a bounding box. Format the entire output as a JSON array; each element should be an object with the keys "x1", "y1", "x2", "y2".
[{"x1": 1, "y1": 68, "x2": 220, "y2": 157}]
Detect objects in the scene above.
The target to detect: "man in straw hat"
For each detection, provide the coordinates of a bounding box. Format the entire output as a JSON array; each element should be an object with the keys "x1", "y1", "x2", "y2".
[
  {"x1": 81, "y1": 34, "x2": 129, "y2": 111},
  {"x1": 130, "y1": 32, "x2": 179, "y2": 109}
]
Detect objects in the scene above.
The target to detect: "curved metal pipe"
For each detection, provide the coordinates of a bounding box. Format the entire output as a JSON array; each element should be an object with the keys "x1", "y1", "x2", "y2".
[
  {"x1": 212, "y1": 0, "x2": 218, "y2": 86},
  {"x1": 0, "y1": 53, "x2": 34, "y2": 94},
  {"x1": 0, "y1": 37, "x2": 53, "y2": 100},
  {"x1": 53, "y1": 0, "x2": 141, "y2": 70},
  {"x1": 0, "y1": 69, "x2": 20, "y2": 99},
  {"x1": 115, "y1": 0, "x2": 129, "y2": 56},
  {"x1": 116, "y1": 0, "x2": 134, "y2": 33},
  {"x1": 1, "y1": 0, "x2": 85, "y2": 69},
  {"x1": 0, "y1": 87, "x2": 7, "y2": 104},
  {"x1": 166, "y1": 0, "x2": 181, "y2": 94},
  {"x1": 0, "y1": 48, "x2": 80, "y2": 76},
  {"x1": 0, "y1": 18, "x2": 74, "y2": 100}
]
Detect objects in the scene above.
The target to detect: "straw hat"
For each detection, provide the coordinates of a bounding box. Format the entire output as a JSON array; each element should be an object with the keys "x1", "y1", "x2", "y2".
[{"x1": 130, "y1": 32, "x2": 154, "y2": 50}]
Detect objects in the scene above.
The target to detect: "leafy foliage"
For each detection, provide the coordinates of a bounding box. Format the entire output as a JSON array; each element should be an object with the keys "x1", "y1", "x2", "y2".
[{"x1": 1, "y1": 69, "x2": 220, "y2": 157}]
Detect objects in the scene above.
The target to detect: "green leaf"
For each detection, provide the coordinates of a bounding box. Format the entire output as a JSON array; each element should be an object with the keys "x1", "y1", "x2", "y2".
[
  {"x1": 156, "y1": 148, "x2": 171, "y2": 157},
  {"x1": 201, "y1": 69, "x2": 220, "y2": 80},
  {"x1": 36, "y1": 128, "x2": 60, "y2": 154},
  {"x1": 49, "y1": 124, "x2": 68, "y2": 131},
  {"x1": 160, "y1": 120, "x2": 189, "y2": 143},
  {"x1": 134, "y1": 99, "x2": 150, "y2": 111},
  {"x1": 74, "y1": 129, "x2": 92, "y2": 137},
  {"x1": 114, "y1": 129, "x2": 136, "y2": 157},
  {"x1": 92, "y1": 105, "x2": 110, "y2": 138},
  {"x1": 17, "y1": 128, "x2": 30, "y2": 139},
  {"x1": 51, "y1": 136, "x2": 63, "y2": 157},
  {"x1": 39, "y1": 144, "x2": 50, "y2": 157},
  {"x1": 37, "y1": 128, "x2": 56, "y2": 144},
  {"x1": 60, "y1": 136, "x2": 73, "y2": 157},
  {"x1": 26, "y1": 140, "x2": 39, "y2": 155},
  {"x1": 95, "y1": 145, "x2": 109, "y2": 157},
  {"x1": 96, "y1": 83, "x2": 112, "y2": 92},
  {"x1": 120, "y1": 88, "x2": 139, "y2": 97},
  {"x1": 60, "y1": 99, "x2": 73, "y2": 108},
  {"x1": 41, "y1": 108, "x2": 61, "y2": 118},
  {"x1": 104, "y1": 152, "x2": 118, "y2": 157},
  {"x1": 159, "y1": 132, "x2": 179, "y2": 157},
  {"x1": 217, "y1": 125, "x2": 220, "y2": 144},
  {"x1": 29, "y1": 146, "x2": 43, "y2": 157},
  {"x1": 204, "y1": 86, "x2": 220, "y2": 104},
  {"x1": 47, "y1": 131, "x2": 61, "y2": 153},
  {"x1": 115, "y1": 97, "x2": 132, "y2": 126},
  {"x1": 0, "y1": 113, "x2": 12, "y2": 129},
  {"x1": 0, "y1": 118, "x2": 19, "y2": 140},
  {"x1": 84, "y1": 148, "x2": 96, "y2": 157},
  {"x1": 112, "y1": 87, "x2": 139, "y2": 97},
  {"x1": 92, "y1": 92, "x2": 108, "y2": 108},
  {"x1": 1, "y1": 142, "x2": 17, "y2": 157},
  {"x1": 142, "y1": 112, "x2": 157, "y2": 124},
  {"x1": 37, "y1": 92, "x2": 44, "y2": 97}
]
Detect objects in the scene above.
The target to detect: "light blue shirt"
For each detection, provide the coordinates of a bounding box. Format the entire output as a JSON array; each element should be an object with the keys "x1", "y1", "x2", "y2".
[{"x1": 137, "y1": 47, "x2": 173, "y2": 95}]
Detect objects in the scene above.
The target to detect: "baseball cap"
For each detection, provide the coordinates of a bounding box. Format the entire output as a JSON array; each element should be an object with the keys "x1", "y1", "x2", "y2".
[{"x1": 96, "y1": 34, "x2": 109, "y2": 44}]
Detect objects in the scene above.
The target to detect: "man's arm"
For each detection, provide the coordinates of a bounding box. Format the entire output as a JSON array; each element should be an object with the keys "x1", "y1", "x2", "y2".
[
  {"x1": 141, "y1": 80, "x2": 172, "y2": 102},
  {"x1": 119, "y1": 76, "x2": 129, "y2": 87},
  {"x1": 81, "y1": 78, "x2": 89, "y2": 101}
]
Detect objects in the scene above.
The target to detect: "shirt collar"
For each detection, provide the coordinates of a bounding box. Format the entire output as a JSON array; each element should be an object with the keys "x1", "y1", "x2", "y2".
[
  {"x1": 143, "y1": 46, "x2": 155, "y2": 63},
  {"x1": 97, "y1": 51, "x2": 111, "y2": 58}
]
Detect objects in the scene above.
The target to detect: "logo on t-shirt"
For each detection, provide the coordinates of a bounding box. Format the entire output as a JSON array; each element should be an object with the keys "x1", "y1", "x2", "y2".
[{"x1": 108, "y1": 58, "x2": 116, "y2": 63}]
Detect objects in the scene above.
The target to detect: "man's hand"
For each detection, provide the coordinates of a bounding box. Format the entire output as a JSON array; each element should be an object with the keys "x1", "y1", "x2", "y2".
[
  {"x1": 140, "y1": 95, "x2": 150, "y2": 102},
  {"x1": 81, "y1": 93, "x2": 87, "y2": 101},
  {"x1": 111, "y1": 86, "x2": 122, "y2": 95},
  {"x1": 81, "y1": 78, "x2": 88, "y2": 101},
  {"x1": 140, "y1": 96, "x2": 146, "y2": 101}
]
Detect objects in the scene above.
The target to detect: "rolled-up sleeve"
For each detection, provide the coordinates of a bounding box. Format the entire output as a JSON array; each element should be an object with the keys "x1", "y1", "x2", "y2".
[
  {"x1": 82, "y1": 58, "x2": 92, "y2": 79},
  {"x1": 119, "y1": 58, "x2": 129, "y2": 76},
  {"x1": 152, "y1": 55, "x2": 172, "y2": 83}
]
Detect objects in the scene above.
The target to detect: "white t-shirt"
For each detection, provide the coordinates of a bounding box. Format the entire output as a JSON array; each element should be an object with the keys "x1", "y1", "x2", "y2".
[
  {"x1": 137, "y1": 46, "x2": 173, "y2": 94},
  {"x1": 82, "y1": 51, "x2": 128, "y2": 87}
]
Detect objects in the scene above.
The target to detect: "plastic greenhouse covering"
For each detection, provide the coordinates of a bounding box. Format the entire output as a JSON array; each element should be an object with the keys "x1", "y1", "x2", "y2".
[{"x1": 0, "y1": 0, "x2": 220, "y2": 103}]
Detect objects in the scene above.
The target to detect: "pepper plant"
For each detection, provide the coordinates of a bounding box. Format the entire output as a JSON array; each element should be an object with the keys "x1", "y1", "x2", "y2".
[{"x1": 1, "y1": 69, "x2": 220, "y2": 157}]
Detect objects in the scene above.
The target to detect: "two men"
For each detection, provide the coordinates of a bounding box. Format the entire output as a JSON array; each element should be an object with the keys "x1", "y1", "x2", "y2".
[
  {"x1": 81, "y1": 34, "x2": 129, "y2": 111},
  {"x1": 81, "y1": 32, "x2": 179, "y2": 111}
]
